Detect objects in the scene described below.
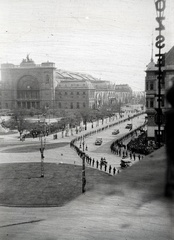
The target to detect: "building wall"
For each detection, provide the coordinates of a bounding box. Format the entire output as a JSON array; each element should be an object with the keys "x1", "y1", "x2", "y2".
[
  {"x1": 55, "y1": 80, "x2": 95, "y2": 111},
  {"x1": 145, "y1": 46, "x2": 174, "y2": 143},
  {"x1": 1, "y1": 60, "x2": 56, "y2": 110},
  {"x1": 0, "y1": 58, "x2": 133, "y2": 112}
]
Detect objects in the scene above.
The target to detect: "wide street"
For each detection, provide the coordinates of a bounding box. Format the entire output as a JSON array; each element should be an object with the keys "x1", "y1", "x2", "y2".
[
  {"x1": 0, "y1": 111, "x2": 173, "y2": 240},
  {"x1": 0, "y1": 112, "x2": 146, "y2": 174},
  {"x1": 74, "y1": 113, "x2": 146, "y2": 172}
]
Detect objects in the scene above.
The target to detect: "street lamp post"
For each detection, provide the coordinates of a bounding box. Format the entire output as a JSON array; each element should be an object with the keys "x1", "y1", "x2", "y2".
[
  {"x1": 82, "y1": 138, "x2": 85, "y2": 151},
  {"x1": 39, "y1": 131, "x2": 46, "y2": 177},
  {"x1": 82, "y1": 156, "x2": 86, "y2": 193}
]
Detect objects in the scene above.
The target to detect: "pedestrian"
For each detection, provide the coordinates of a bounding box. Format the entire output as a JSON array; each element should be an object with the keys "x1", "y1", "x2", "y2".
[
  {"x1": 133, "y1": 153, "x2": 136, "y2": 161},
  {"x1": 92, "y1": 158, "x2": 95, "y2": 167},
  {"x1": 96, "y1": 160, "x2": 99, "y2": 169},
  {"x1": 104, "y1": 164, "x2": 107, "y2": 172},
  {"x1": 109, "y1": 165, "x2": 112, "y2": 174},
  {"x1": 138, "y1": 154, "x2": 141, "y2": 160},
  {"x1": 113, "y1": 167, "x2": 116, "y2": 175}
]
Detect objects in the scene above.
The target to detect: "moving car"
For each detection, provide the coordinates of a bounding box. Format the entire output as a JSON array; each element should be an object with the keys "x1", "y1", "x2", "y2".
[
  {"x1": 125, "y1": 123, "x2": 132, "y2": 129},
  {"x1": 112, "y1": 129, "x2": 119, "y2": 135},
  {"x1": 120, "y1": 159, "x2": 132, "y2": 168},
  {"x1": 95, "y1": 137, "x2": 103, "y2": 145}
]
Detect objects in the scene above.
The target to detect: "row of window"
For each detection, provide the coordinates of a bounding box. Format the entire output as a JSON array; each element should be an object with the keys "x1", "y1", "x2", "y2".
[
  {"x1": 146, "y1": 96, "x2": 165, "y2": 108},
  {"x1": 57, "y1": 91, "x2": 86, "y2": 95},
  {"x1": 58, "y1": 102, "x2": 86, "y2": 109},
  {"x1": 146, "y1": 81, "x2": 165, "y2": 91},
  {"x1": 17, "y1": 90, "x2": 39, "y2": 99},
  {"x1": 146, "y1": 82, "x2": 155, "y2": 91},
  {"x1": 17, "y1": 101, "x2": 40, "y2": 109},
  {"x1": 146, "y1": 99, "x2": 154, "y2": 108},
  {"x1": 56, "y1": 91, "x2": 95, "y2": 98},
  {"x1": 57, "y1": 95, "x2": 86, "y2": 99}
]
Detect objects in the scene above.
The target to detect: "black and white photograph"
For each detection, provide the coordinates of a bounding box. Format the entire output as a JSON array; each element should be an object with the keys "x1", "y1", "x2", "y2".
[{"x1": 0, "y1": 0, "x2": 173, "y2": 239}]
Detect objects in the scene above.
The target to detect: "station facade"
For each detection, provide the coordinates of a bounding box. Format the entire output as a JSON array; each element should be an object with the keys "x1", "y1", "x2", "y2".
[{"x1": 0, "y1": 56, "x2": 132, "y2": 112}]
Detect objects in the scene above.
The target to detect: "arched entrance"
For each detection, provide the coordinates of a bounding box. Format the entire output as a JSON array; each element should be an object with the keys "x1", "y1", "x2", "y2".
[{"x1": 17, "y1": 75, "x2": 40, "y2": 109}]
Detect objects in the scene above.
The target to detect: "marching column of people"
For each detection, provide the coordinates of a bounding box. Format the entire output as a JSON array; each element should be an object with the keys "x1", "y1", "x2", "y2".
[
  {"x1": 70, "y1": 136, "x2": 119, "y2": 175},
  {"x1": 70, "y1": 112, "x2": 146, "y2": 176},
  {"x1": 110, "y1": 123, "x2": 146, "y2": 162}
]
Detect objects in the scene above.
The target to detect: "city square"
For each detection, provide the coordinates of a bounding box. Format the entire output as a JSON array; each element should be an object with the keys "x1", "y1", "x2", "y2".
[
  {"x1": 0, "y1": 112, "x2": 173, "y2": 239},
  {"x1": 0, "y1": 0, "x2": 174, "y2": 239}
]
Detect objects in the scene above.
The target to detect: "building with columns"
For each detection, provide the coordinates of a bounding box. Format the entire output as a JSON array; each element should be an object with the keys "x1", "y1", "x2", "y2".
[
  {"x1": 1, "y1": 56, "x2": 57, "y2": 110},
  {"x1": 0, "y1": 56, "x2": 133, "y2": 112}
]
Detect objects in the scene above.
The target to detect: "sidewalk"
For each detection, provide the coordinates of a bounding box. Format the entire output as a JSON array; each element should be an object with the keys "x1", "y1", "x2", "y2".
[
  {"x1": 0, "y1": 111, "x2": 145, "y2": 143},
  {"x1": 0, "y1": 146, "x2": 173, "y2": 240},
  {"x1": 0, "y1": 113, "x2": 145, "y2": 168}
]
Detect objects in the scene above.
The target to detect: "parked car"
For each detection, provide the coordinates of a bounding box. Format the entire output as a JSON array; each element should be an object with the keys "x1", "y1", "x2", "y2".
[
  {"x1": 100, "y1": 158, "x2": 107, "y2": 166},
  {"x1": 120, "y1": 159, "x2": 132, "y2": 168},
  {"x1": 125, "y1": 123, "x2": 132, "y2": 129},
  {"x1": 95, "y1": 137, "x2": 103, "y2": 145},
  {"x1": 112, "y1": 129, "x2": 120, "y2": 135}
]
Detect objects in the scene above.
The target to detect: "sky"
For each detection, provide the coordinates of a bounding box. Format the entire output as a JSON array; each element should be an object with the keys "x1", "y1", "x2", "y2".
[{"x1": 0, "y1": 0, "x2": 173, "y2": 91}]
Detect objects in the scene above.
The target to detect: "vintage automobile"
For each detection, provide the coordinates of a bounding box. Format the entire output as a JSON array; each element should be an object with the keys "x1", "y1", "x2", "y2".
[
  {"x1": 112, "y1": 129, "x2": 120, "y2": 135},
  {"x1": 100, "y1": 158, "x2": 107, "y2": 166},
  {"x1": 120, "y1": 159, "x2": 132, "y2": 168},
  {"x1": 95, "y1": 137, "x2": 103, "y2": 145},
  {"x1": 125, "y1": 123, "x2": 133, "y2": 129}
]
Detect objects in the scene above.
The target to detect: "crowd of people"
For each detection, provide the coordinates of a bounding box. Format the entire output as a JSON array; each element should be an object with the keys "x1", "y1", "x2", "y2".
[
  {"x1": 70, "y1": 140, "x2": 119, "y2": 175},
  {"x1": 110, "y1": 123, "x2": 147, "y2": 163},
  {"x1": 70, "y1": 112, "x2": 146, "y2": 175},
  {"x1": 127, "y1": 132, "x2": 153, "y2": 155}
]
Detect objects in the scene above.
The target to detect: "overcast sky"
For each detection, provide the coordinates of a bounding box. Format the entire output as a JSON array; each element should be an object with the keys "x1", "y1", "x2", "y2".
[{"x1": 0, "y1": 0, "x2": 173, "y2": 91}]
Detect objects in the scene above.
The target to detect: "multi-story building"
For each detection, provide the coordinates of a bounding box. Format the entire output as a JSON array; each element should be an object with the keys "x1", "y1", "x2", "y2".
[
  {"x1": 1, "y1": 56, "x2": 57, "y2": 110},
  {"x1": 55, "y1": 79, "x2": 95, "y2": 110},
  {"x1": 0, "y1": 56, "x2": 133, "y2": 112},
  {"x1": 55, "y1": 71, "x2": 118, "y2": 111},
  {"x1": 145, "y1": 46, "x2": 174, "y2": 143}
]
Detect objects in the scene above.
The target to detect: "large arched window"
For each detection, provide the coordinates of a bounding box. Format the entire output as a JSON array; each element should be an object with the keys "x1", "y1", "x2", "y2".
[{"x1": 17, "y1": 75, "x2": 40, "y2": 109}]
